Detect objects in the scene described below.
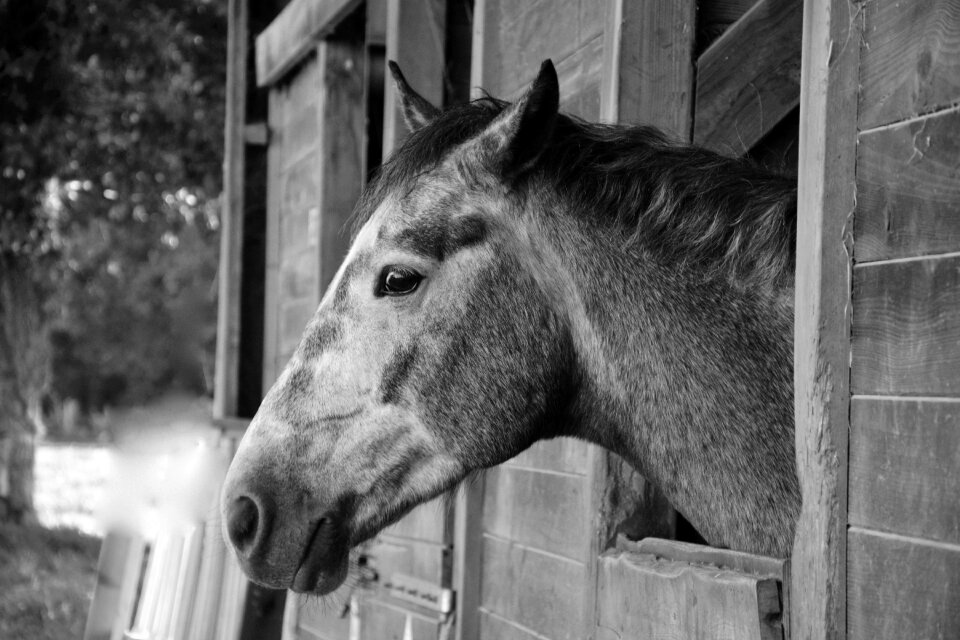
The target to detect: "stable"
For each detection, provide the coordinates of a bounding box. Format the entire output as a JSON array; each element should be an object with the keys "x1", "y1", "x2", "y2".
[{"x1": 207, "y1": 1, "x2": 960, "y2": 639}]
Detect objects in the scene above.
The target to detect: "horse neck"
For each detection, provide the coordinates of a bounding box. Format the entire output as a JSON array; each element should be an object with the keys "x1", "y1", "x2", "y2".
[{"x1": 535, "y1": 208, "x2": 799, "y2": 556}]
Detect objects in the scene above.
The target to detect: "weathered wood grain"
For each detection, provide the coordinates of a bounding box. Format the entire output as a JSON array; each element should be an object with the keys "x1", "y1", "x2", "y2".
[
  {"x1": 482, "y1": 466, "x2": 589, "y2": 562},
  {"x1": 255, "y1": 0, "x2": 361, "y2": 87},
  {"x1": 849, "y1": 397, "x2": 960, "y2": 546},
  {"x1": 847, "y1": 527, "x2": 960, "y2": 640},
  {"x1": 698, "y1": 0, "x2": 760, "y2": 50},
  {"x1": 480, "y1": 535, "x2": 586, "y2": 640},
  {"x1": 595, "y1": 550, "x2": 783, "y2": 640},
  {"x1": 600, "y1": 0, "x2": 696, "y2": 135},
  {"x1": 476, "y1": 0, "x2": 585, "y2": 99},
  {"x1": 626, "y1": 536, "x2": 787, "y2": 579},
  {"x1": 315, "y1": 40, "x2": 364, "y2": 292},
  {"x1": 852, "y1": 254, "x2": 960, "y2": 396},
  {"x1": 553, "y1": 34, "x2": 604, "y2": 121},
  {"x1": 859, "y1": 0, "x2": 960, "y2": 130},
  {"x1": 792, "y1": 0, "x2": 860, "y2": 638},
  {"x1": 381, "y1": 0, "x2": 446, "y2": 156},
  {"x1": 855, "y1": 106, "x2": 960, "y2": 263},
  {"x1": 694, "y1": 0, "x2": 803, "y2": 155},
  {"x1": 270, "y1": 57, "x2": 322, "y2": 360}
]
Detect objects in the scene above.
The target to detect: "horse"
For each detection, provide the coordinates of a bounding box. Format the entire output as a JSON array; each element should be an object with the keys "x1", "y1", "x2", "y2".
[{"x1": 220, "y1": 59, "x2": 801, "y2": 595}]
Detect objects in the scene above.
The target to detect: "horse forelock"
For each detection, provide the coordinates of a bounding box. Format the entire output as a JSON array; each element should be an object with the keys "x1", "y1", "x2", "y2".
[{"x1": 351, "y1": 96, "x2": 796, "y2": 292}]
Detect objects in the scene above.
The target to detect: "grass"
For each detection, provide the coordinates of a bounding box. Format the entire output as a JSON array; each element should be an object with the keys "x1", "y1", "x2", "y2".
[{"x1": 0, "y1": 522, "x2": 101, "y2": 640}]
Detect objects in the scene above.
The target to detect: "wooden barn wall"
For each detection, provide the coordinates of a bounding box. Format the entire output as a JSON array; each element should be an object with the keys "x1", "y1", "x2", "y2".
[
  {"x1": 847, "y1": 2, "x2": 960, "y2": 639},
  {"x1": 261, "y1": 2, "x2": 459, "y2": 638},
  {"x1": 263, "y1": 44, "x2": 364, "y2": 386},
  {"x1": 469, "y1": 4, "x2": 604, "y2": 639},
  {"x1": 262, "y1": 37, "x2": 366, "y2": 640}
]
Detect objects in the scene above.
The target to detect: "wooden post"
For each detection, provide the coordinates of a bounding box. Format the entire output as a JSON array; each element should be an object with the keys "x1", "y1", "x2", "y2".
[
  {"x1": 693, "y1": 0, "x2": 804, "y2": 154},
  {"x1": 792, "y1": 0, "x2": 860, "y2": 638},
  {"x1": 214, "y1": 0, "x2": 249, "y2": 421},
  {"x1": 382, "y1": 0, "x2": 446, "y2": 157},
  {"x1": 452, "y1": 477, "x2": 485, "y2": 640}
]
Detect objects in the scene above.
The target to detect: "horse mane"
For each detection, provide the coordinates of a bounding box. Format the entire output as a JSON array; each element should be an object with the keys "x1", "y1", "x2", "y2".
[{"x1": 356, "y1": 97, "x2": 797, "y2": 291}]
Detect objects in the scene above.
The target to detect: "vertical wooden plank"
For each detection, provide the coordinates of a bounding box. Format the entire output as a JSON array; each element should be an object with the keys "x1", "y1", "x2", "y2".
[
  {"x1": 262, "y1": 89, "x2": 283, "y2": 392},
  {"x1": 847, "y1": 527, "x2": 960, "y2": 640},
  {"x1": 600, "y1": 0, "x2": 696, "y2": 136},
  {"x1": 382, "y1": 0, "x2": 446, "y2": 157},
  {"x1": 468, "y1": 0, "x2": 488, "y2": 100},
  {"x1": 848, "y1": 398, "x2": 960, "y2": 545},
  {"x1": 214, "y1": 0, "x2": 249, "y2": 420},
  {"x1": 315, "y1": 38, "x2": 365, "y2": 293},
  {"x1": 858, "y1": 0, "x2": 960, "y2": 130},
  {"x1": 453, "y1": 478, "x2": 485, "y2": 640},
  {"x1": 792, "y1": 0, "x2": 860, "y2": 638}
]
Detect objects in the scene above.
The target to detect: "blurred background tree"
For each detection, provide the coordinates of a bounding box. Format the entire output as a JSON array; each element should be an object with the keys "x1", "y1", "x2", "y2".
[{"x1": 0, "y1": 0, "x2": 226, "y2": 521}]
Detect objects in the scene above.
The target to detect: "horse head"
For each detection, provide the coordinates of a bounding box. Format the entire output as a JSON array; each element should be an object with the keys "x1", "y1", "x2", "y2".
[{"x1": 220, "y1": 61, "x2": 579, "y2": 594}]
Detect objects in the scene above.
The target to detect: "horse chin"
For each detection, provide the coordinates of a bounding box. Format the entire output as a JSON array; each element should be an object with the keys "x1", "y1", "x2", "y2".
[{"x1": 291, "y1": 517, "x2": 351, "y2": 595}]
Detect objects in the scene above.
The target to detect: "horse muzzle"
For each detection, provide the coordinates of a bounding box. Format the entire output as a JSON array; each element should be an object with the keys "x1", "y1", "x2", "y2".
[{"x1": 222, "y1": 476, "x2": 351, "y2": 594}]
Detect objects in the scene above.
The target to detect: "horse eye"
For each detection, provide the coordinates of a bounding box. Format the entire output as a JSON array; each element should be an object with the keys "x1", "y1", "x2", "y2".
[{"x1": 377, "y1": 266, "x2": 423, "y2": 297}]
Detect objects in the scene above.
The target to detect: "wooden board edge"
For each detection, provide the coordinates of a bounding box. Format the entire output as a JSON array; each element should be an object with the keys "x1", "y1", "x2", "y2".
[
  {"x1": 214, "y1": 0, "x2": 248, "y2": 421},
  {"x1": 693, "y1": 0, "x2": 803, "y2": 154},
  {"x1": 452, "y1": 476, "x2": 485, "y2": 640},
  {"x1": 791, "y1": 0, "x2": 861, "y2": 638},
  {"x1": 255, "y1": 0, "x2": 362, "y2": 88}
]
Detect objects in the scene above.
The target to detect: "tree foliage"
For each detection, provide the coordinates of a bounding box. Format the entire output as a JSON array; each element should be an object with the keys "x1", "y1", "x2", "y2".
[{"x1": 1, "y1": 0, "x2": 227, "y2": 416}]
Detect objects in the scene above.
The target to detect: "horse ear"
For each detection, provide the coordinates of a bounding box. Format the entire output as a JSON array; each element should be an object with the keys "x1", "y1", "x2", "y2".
[
  {"x1": 476, "y1": 59, "x2": 559, "y2": 180},
  {"x1": 388, "y1": 61, "x2": 441, "y2": 132}
]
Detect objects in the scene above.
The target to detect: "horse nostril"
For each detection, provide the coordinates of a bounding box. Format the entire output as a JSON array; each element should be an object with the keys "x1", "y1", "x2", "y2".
[{"x1": 226, "y1": 495, "x2": 261, "y2": 556}]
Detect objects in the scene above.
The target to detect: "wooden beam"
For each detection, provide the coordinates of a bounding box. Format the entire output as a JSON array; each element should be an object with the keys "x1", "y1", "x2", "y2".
[
  {"x1": 214, "y1": 0, "x2": 248, "y2": 421},
  {"x1": 600, "y1": 0, "x2": 696, "y2": 136},
  {"x1": 255, "y1": 0, "x2": 362, "y2": 87},
  {"x1": 381, "y1": 0, "x2": 446, "y2": 157},
  {"x1": 624, "y1": 536, "x2": 786, "y2": 580},
  {"x1": 791, "y1": 0, "x2": 860, "y2": 638},
  {"x1": 693, "y1": 0, "x2": 803, "y2": 155}
]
